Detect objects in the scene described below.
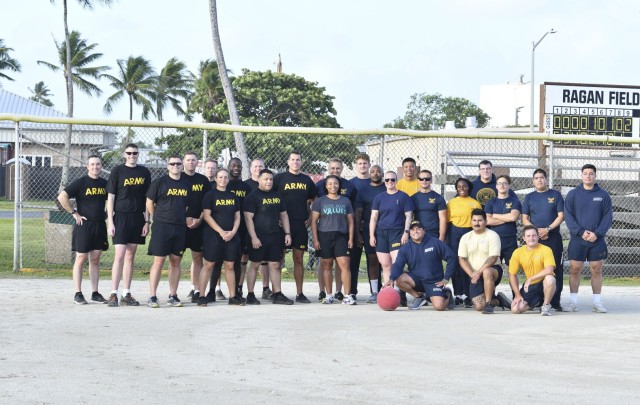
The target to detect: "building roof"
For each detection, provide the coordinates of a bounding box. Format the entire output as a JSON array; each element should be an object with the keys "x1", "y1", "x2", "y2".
[{"x1": 0, "y1": 88, "x2": 66, "y2": 118}]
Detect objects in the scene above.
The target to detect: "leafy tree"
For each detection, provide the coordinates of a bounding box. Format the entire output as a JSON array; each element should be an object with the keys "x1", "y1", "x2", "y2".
[
  {"x1": 0, "y1": 38, "x2": 21, "y2": 83},
  {"x1": 102, "y1": 56, "x2": 156, "y2": 120},
  {"x1": 387, "y1": 92, "x2": 490, "y2": 130},
  {"x1": 28, "y1": 81, "x2": 54, "y2": 107},
  {"x1": 158, "y1": 69, "x2": 363, "y2": 173},
  {"x1": 47, "y1": 0, "x2": 113, "y2": 191}
]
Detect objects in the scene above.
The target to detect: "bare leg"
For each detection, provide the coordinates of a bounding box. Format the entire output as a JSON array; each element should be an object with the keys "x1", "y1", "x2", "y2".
[
  {"x1": 122, "y1": 243, "x2": 138, "y2": 289},
  {"x1": 88, "y1": 250, "x2": 102, "y2": 292},
  {"x1": 110, "y1": 244, "x2": 127, "y2": 291},
  {"x1": 376, "y1": 252, "x2": 392, "y2": 283},
  {"x1": 543, "y1": 275, "x2": 557, "y2": 305},
  {"x1": 149, "y1": 256, "x2": 166, "y2": 297},
  {"x1": 190, "y1": 251, "x2": 203, "y2": 291},
  {"x1": 569, "y1": 260, "x2": 583, "y2": 293},
  {"x1": 199, "y1": 260, "x2": 215, "y2": 294},
  {"x1": 321, "y1": 258, "x2": 334, "y2": 295},
  {"x1": 269, "y1": 261, "x2": 283, "y2": 293},
  {"x1": 293, "y1": 248, "x2": 305, "y2": 294},
  {"x1": 590, "y1": 260, "x2": 603, "y2": 294},
  {"x1": 167, "y1": 254, "x2": 182, "y2": 296},
  {"x1": 72, "y1": 253, "x2": 89, "y2": 292},
  {"x1": 224, "y1": 260, "x2": 237, "y2": 298},
  {"x1": 336, "y1": 256, "x2": 350, "y2": 297}
]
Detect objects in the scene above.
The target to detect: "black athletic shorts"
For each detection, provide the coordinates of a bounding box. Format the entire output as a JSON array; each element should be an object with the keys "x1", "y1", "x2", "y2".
[
  {"x1": 238, "y1": 222, "x2": 248, "y2": 254},
  {"x1": 112, "y1": 212, "x2": 146, "y2": 245},
  {"x1": 520, "y1": 281, "x2": 545, "y2": 308},
  {"x1": 203, "y1": 232, "x2": 240, "y2": 263},
  {"x1": 148, "y1": 222, "x2": 186, "y2": 257},
  {"x1": 375, "y1": 228, "x2": 403, "y2": 254},
  {"x1": 317, "y1": 231, "x2": 350, "y2": 259},
  {"x1": 72, "y1": 220, "x2": 108, "y2": 253},
  {"x1": 468, "y1": 265, "x2": 503, "y2": 299},
  {"x1": 185, "y1": 223, "x2": 204, "y2": 252},
  {"x1": 249, "y1": 232, "x2": 284, "y2": 262},
  {"x1": 287, "y1": 219, "x2": 308, "y2": 251}
]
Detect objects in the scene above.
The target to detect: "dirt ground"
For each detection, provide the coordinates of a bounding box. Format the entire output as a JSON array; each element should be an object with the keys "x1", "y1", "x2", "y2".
[{"x1": 1, "y1": 278, "x2": 639, "y2": 404}]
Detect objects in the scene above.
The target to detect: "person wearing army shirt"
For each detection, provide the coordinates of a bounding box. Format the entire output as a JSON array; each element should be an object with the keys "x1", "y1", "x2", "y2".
[
  {"x1": 106, "y1": 143, "x2": 151, "y2": 307},
  {"x1": 245, "y1": 169, "x2": 294, "y2": 305},
  {"x1": 182, "y1": 152, "x2": 212, "y2": 303},
  {"x1": 203, "y1": 158, "x2": 227, "y2": 300},
  {"x1": 273, "y1": 151, "x2": 317, "y2": 303},
  {"x1": 198, "y1": 169, "x2": 243, "y2": 306},
  {"x1": 145, "y1": 156, "x2": 193, "y2": 308},
  {"x1": 57, "y1": 155, "x2": 109, "y2": 305}
]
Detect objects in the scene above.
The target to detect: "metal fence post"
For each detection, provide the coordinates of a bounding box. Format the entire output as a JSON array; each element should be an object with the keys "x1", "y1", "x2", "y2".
[
  {"x1": 13, "y1": 122, "x2": 21, "y2": 272},
  {"x1": 549, "y1": 141, "x2": 554, "y2": 189}
]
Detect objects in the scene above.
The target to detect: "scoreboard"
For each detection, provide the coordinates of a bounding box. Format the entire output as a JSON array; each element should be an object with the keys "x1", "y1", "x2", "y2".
[{"x1": 542, "y1": 82, "x2": 640, "y2": 147}]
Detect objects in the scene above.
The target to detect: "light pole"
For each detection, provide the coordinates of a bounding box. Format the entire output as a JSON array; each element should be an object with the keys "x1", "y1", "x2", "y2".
[{"x1": 530, "y1": 29, "x2": 557, "y2": 133}]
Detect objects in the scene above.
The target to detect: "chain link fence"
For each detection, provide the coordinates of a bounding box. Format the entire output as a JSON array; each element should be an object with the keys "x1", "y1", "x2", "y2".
[{"x1": 2, "y1": 117, "x2": 639, "y2": 276}]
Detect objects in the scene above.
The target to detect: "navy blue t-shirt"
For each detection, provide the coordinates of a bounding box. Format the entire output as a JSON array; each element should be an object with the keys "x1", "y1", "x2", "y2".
[
  {"x1": 522, "y1": 189, "x2": 564, "y2": 234},
  {"x1": 350, "y1": 177, "x2": 371, "y2": 193},
  {"x1": 484, "y1": 195, "x2": 522, "y2": 238},
  {"x1": 564, "y1": 184, "x2": 612, "y2": 240},
  {"x1": 390, "y1": 235, "x2": 456, "y2": 283},
  {"x1": 411, "y1": 191, "x2": 447, "y2": 235},
  {"x1": 371, "y1": 191, "x2": 414, "y2": 229},
  {"x1": 354, "y1": 184, "x2": 386, "y2": 226}
]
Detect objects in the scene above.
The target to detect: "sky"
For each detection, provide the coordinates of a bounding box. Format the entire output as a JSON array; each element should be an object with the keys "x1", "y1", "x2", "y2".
[{"x1": 3, "y1": 0, "x2": 640, "y2": 129}]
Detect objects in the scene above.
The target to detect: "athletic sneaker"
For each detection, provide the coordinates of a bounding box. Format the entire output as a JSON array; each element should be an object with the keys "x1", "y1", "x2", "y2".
[
  {"x1": 205, "y1": 290, "x2": 216, "y2": 303},
  {"x1": 107, "y1": 293, "x2": 118, "y2": 307},
  {"x1": 482, "y1": 303, "x2": 494, "y2": 314},
  {"x1": 197, "y1": 296, "x2": 208, "y2": 307},
  {"x1": 464, "y1": 297, "x2": 473, "y2": 308},
  {"x1": 121, "y1": 293, "x2": 140, "y2": 306},
  {"x1": 342, "y1": 295, "x2": 356, "y2": 305},
  {"x1": 187, "y1": 289, "x2": 194, "y2": 300},
  {"x1": 565, "y1": 301, "x2": 578, "y2": 312},
  {"x1": 593, "y1": 302, "x2": 607, "y2": 313},
  {"x1": 147, "y1": 296, "x2": 160, "y2": 308},
  {"x1": 295, "y1": 293, "x2": 311, "y2": 303},
  {"x1": 216, "y1": 289, "x2": 227, "y2": 300},
  {"x1": 454, "y1": 296, "x2": 464, "y2": 306},
  {"x1": 91, "y1": 292, "x2": 107, "y2": 304},
  {"x1": 262, "y1": 288, "x2": 272, "y2": 300},
  {"x1": 74, "y1": 292, "x2": 87, "y2": 305},
  {"x1": 191, "y1": 291, "x2": 200, "y2": 304},
  {"x1": 552, "y1": 305, "x2": 564, "y2": 312},
  {"x1": 272, "y1": 292, "x2": 294, "y2": 305},
  {"x1": 228, "y1": 296, "x2": 245, "y2": 306},
  {"x1": 318, "y1": 291, "x2": 326, "y2": 301},
  {"x1": 445, "y1": 287, "x2": 455, "y2": 310},
  {"x1": 540, "y1": 304, "x2": 552, "y2": 316},
  {"x1": 496, "y1": 292, "x2": 512, "y2": 310},
  {"x1": 322, "y1": 295, "x2": 334, "y2": 304},
  {"x1": 167, "y1": 295, "x2": 183, "y2": 307},
  {"x1": 366, "y1": 293, "x2": 378, "y2": 304},
  {"x1": 334, "y1": 291, "x2": 344, "y2": 301},
  {"x1": 246, "y1": 293, "x2": 261, "y2": 305},
  {"x1": 410, "y1": 294, "x2": 427, "y2": 310}
]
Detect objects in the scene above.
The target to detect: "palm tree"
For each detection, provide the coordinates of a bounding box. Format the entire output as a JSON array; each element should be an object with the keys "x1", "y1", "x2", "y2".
[
  {"x1": 0, "y1": 38, "x2": 22, "y2": 84},
  {"x1": 48, "y1": 0, "x2": 112, "y2": 191},
  {"x1": 208, "y1": 0, "x2": 249, "y2": 177},
  {"x1": 187, "y1": 59, "x2": 228, "y2": 123},
  {"x1": 150, "y1": 57, "x2": 192, "y2": 122},
  {"x1": 28, "y1": 81, "x2": 54, "y2": 107}
]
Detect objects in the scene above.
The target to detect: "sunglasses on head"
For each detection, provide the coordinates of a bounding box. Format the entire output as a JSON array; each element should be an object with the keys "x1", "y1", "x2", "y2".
[
  {"x1": 125, "y1": 151, "x2": 139, "y2": 156},
  {"x1": 168, "y1": 162, "x2": 182, "y2": 166},
  {"x1": 384, "y1": 178, "x2": 396, "y2": 182},
  {"x1": 418, "y1": 177, "x2": 432, "y2": 181}
]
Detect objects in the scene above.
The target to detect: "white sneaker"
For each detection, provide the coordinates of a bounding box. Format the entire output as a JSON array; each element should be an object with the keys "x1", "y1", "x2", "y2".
[
  {"x1": 593, "y1": 302, "x2": 607, "y2": 313},
  {"x1": 342, "y1": 295, "x2": 356, "y2": 305},
  {"x1": 321, "y1": 295, "x2": 334, "y2": 304},
  {"x1": 565, "y1": 301, "x2": 578, "y2": 312},
  {"x1": 540, "y1": 304, "x2": 552, "y2": 316}
]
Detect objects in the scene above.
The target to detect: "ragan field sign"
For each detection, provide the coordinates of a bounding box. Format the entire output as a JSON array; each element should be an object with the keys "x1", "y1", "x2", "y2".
[{"x1": 542, "y1": 82, "x2": 640, "y2": 146}]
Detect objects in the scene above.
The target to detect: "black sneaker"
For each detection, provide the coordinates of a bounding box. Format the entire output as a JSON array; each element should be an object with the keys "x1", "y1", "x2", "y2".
[
  {"x1": 228, "y1": 296, "x2": 245, "y2": 306},
  {"x1": 246, "y1": 293, "x2": 261, "y2": 305},
  {"x1": 464, "y1": 297, "x2": 473, "y2": 308},
  {"x1": 191, "y1": 291, "x2": 200, "y2": 304},
  {"x1": 552, "y1": 305, "x2": 564, "y2": 312},
  {"x1": 197, "y1": 296, "x2": 208, "y2": 307},
  {"x1": 295, "y1": 293, "x2": 311, "y2": 303},
  {"x1": 107, "y1": 293, "x2": 118, "y2": 307},
  {"x1": 121, "y1": 293, "x2": 140, "y2": 306},
  {"x1": 216, "y1": 289, "x2": 227, "y2": 300},
  {"x1": 482, "y1": 303, "x2": 494, "y2": 314},
  {"x1": 318, "y1": 291, "x2": 326, "y2": 301},
  {"x1": 272, "y1": 292, "x2": 294, "y2": 305},
  {"x1": 187, "y1": 289, "x2": 194, "y2": 300},
  {"x1": 334, "y1": 291, "x2": 344, "y2": 301},
  {"x1": 445, "y1": 288, "x2": 455, "y2": 310},
  {"x1": 496, "y1": 292, "x2": 512, "y2": 310},
  {"x1": 74, "y1": 292, "x2": 87, "y2": 305},
  {"x1": 399, "y1": 291, "x2": 408, "y2": 307},
  {"x1": 205, "y1": 290, "x2": 216, "y2": 303},
  {"x1": 454, "y1": 296, "x2": 464, "y2": 306},
  {"x1": 262, "y1": 288, "x2": 272, "y2": 300},
  {"x1": 91, "y1": 291, "x2": 107, "y2": 304}
]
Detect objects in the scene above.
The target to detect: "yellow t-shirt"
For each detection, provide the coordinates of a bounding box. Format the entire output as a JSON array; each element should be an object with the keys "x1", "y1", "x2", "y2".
[
  {"x1": 396, "y1": 178, "x2": 420, "y2": 196},
  {"x1": 508, "y1": 244, "x2": 555, "y2": 285},
  {"x1": 446, "y1": 196, "x2": 482, "y2": 228},
  {"x1": 458, "y1": 229, "x2": 501, "y2": 270}
]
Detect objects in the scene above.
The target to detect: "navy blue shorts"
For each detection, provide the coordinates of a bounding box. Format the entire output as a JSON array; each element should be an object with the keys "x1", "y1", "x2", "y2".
[
  {"x1": 406, "y1": 273, "x2": 448, "y2": 298},
  {"x1": 317, "y1": 231, "x2": 350, "y2": 259},
  {"x1": 184, "y1": 223, "x2": 204, "y2": 252},
  {"x1": 362, "y1": 227, "x2": 376, "y2": 255},
  {"x1": 499, "y1": 236, "x2": 518, "y2": 265},
  {"x1": 148, "y1": 222, "x2": 185, "y2": 257},
  {"x1": 468, "y1": 265, "x2": 503, "y2": 299},
  {"x1": 568, "y1": 237, "x2": 608, "y2": 262},
  {"x1": 72, "y1": 220, "x2": 108, "y2": 253},
  {"x1": 520, "y1": 281, "x2": 545, "y2": 308},
  {"x1": 375, "y1": 228, "x2": 403, "y2": 254}
]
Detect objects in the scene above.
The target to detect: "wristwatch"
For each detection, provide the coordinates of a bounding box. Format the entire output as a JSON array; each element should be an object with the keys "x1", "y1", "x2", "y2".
[
  {"x1": 546, "y1": 226, "x2": 552, "y2": 232},
  {"x1": 404, "y1": 229, "x2": 410, "y2": 234}
]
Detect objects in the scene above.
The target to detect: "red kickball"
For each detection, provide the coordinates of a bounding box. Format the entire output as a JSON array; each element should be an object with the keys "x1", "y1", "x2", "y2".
[{"x1": 377, "y1": 287, "x2": 401, "y2": 311}]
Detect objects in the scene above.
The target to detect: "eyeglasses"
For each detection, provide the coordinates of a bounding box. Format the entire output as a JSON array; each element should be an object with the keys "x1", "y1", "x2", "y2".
[
  {"x1": 125, "y1": 151, "x2": 139, "y2": 156},
  {"x1": 168, "y1": 162, "x2": 183, "y2": 166},
  {"x1": 384, "y1": 178, "x2": 396, "y2": 183},
  {"x1": 418, "y1": 177, "x2": 432, "y2": 181},
  {"x1": 496, "y1": 182, "x2": 509, "y2": 186}
]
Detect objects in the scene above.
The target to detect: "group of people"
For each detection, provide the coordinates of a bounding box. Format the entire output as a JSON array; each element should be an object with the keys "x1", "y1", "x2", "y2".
[{"x1": 59, "y1": 146, "x2": 613, "y2": 314}]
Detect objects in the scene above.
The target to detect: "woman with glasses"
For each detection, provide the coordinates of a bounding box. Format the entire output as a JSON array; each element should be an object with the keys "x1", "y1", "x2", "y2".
[
  {"x1": 446, "y1": 177, "x2": 482, "y2": 307},
  {"x1": 369, "y1": 171, "x2": 414, "y2": 285},
  {"x1": 411, "y1": 169, "x2": 447, "y2": 241}
]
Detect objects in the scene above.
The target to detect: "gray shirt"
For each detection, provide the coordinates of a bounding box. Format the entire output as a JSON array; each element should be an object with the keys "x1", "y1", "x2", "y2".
[{"x1": 311, "y1": 195, "x2": 353, "y2": 234}]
